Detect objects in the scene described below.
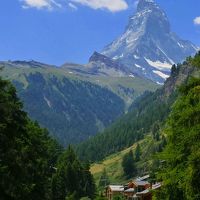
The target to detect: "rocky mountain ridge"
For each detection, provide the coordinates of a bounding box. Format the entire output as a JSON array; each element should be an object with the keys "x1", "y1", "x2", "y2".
[{"x1": 102, "y1": 0, "x2": 198, "y2": 83}]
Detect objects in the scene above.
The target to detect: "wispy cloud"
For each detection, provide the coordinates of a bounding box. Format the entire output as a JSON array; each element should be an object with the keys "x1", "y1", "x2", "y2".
[
  {"x1": 68, "y1": 2, "x2": 78, "y2": 10},
  {"x1": 21, "y1": 0, "x2": 61, "y2": 10},
  {"x1": 20, "y1": 0, "x2": 128, "y2": 12},
  {"x1": 70, "y1": 0, "x2": 128, "y2": 12},
  {"x1": 194, "y1": 16, "x2": 200, "y2": 25}
]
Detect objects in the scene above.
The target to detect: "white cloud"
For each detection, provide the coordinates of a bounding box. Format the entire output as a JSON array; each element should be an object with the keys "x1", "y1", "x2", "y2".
[
  {"x1": 194, "y1": 16, "x2": 200, "y2": 25},
  {"x1": 20, "y1": 0, "x2": 128, "y2": 12},
  {"x1": 68, "y1": 2, "x2": 78, "y2": 10},
  {"x1": 70, "y1": 0, "x2": 128, "y2": 12},
  {"x1": 21, "y1": 0, "x2": 61, "y2": 10}
]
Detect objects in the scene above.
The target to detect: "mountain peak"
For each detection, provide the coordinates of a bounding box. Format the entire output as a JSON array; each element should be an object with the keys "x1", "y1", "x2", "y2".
[
  {"x1": 89, "y1": 51, "x2": 106, "y2": 62},
  {"x1": 137, "y1": 0, "x2": 156, "y2": 11},
  {"x1": 102, "y1": 0, "x2": 197, "y2": 84},
  {"x1": 88, "y1": 51, "x2": 133, "y2": 76}
]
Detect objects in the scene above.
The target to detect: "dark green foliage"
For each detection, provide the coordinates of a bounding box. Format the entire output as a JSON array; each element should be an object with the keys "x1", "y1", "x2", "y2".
[
  {"x1": 76, "y1": 86, "x2": 176, "y2": 162},
  {"x1": 151, "y1": 122, "x2": 160, "y2": 141},
  {"x1": 113, "y1": 195, "x2": 124, "y2": 200},
  {"x1": 135, "y1": 144, "x2": 141, "y2": 161},
  {"x1": 52, "y1": 146, "x2": 96, "y2": 200},
  {"x1": 155, "y1": 70, "x2": 200, "y2": 198},
  {"x1": 122, "y1": 150, "x2": 136, "y2": 177},
  {"x1": 76, "y1": 55, "x2": 199, "y2": 163},
  {"x1": 171, "y1": 64, "x2": 178, "y2": 76},
  {"x1": 0, "y1": 76, "x2": 96, "y2": 200},
  {"x1": 98, "y1": 169, "x2": 110, "y2": 188},
  {"x1": 0, "y1": 77, "x2": 62, "y2": 200},
  {"x1": 94, "y1": 197, "x2": 107, "y2": 200},
  {"x1": 15, "y1": 73, "x2": 125, "y2": 146},
  {"x1": 191, "y1": 51, "x2": 200, "y2": 67}
]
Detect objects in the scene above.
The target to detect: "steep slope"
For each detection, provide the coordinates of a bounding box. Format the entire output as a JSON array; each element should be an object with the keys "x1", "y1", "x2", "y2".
[
  {"x1": 154, "y1": 56, "x2": 200, "y2": 200},
  {"x1": 0, "y1": 60, "x2": 158, "y2": 146},
  {"x1": 62, "y1": 55, "x2": 159, "y2": 108},
  {"x1": 102, "y1": 0, "x2": 198, "y2": 83},
  {"x1": 76, "y1": 54, "x2": 200, "y2": 162}
]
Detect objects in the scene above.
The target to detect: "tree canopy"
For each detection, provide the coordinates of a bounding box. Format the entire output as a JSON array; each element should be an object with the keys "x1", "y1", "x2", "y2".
[
  {"x1": 155, "y1": 55, "x2": 200, "y2": 199},
  {"x1": 0, "y1": 76, "x2": 95, "y2": 200}
]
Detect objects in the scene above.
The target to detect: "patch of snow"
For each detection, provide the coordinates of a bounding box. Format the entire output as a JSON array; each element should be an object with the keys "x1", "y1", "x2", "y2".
[
  {"x1": 113, "y1": 53, "x2": 124, "y2": 60},
  {"x1": 129, "y1": 74, "x2": 135, "y2": 78},
  {"x1": 68, "y1": 71, "x2": 73, "y2": 74},
  {"x1": 145, "y1": 58, "x2": 172, "y2": 71},
  {"x1": 44, "y1": 96, "x2": 52, "y2": 108},
  {"x1": 156, "y1": 82, "x2": 164, "y2": 85},
  {"x1": 153, "y1": 70, "x2": 169, "y2": 79},
  {"x1": 136, "y1": 9, "x2": 152, "y2": 18},
  {"x1": 135, "y1": 64, "x2": 145, "y2": 71},
  {"x1": 191, "y1": 44, "x2": 199, "y2": 51},
  {"x1": 126, "y1": 37, "x2": 138, "y2": 44},
  {"x1": 156, "y1": 46, "x2": 175, "y2": 65},
  {"x1": 135, "y1": 64, "x2": 142, "y2": 68},
  {"x1": 177, "y1": 42, "x2": 184, "y2": 48},
  {"x1": 134, "y1": 55, "x2": 140, "y2": 59}
]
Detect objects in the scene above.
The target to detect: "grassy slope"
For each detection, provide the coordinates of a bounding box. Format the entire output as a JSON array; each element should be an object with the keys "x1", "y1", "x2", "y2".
[
  {"x1": 90, "y1": 61, "x2": 200, "y2": 187},
  {"x1": 0, "y1": 62, "x2": 158, "y2": 145},
  {"x1": 0, "y1": 63, "x2": 159, "y2": 108},
  {"x1": 90, "y1": 134, "x2": 156, "y2": 185}
]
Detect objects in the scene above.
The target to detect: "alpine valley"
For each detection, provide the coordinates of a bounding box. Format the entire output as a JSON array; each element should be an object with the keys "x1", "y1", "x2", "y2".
[
  {"x1": 0, "y1": 0, "x2": 198, "y2": 146},
  {"x1": 1, "y1": 0, "x2": 200, "y2": 199}
]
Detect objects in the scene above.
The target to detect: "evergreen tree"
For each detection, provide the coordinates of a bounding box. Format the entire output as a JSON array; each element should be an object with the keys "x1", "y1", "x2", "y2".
[
  {"x1": 135, "y1": 144, "x2": 141, "y2": 162},
  {"x1": 122, "y1": 150, "x2": 136, "y2": 177},
  {"x1": 0, "y1": 77, "x2": 61, "y2": 200},
  {"x1": 98, "y1": 169, "x2": 110, "y2": 188},
  {"x1": 171, "y1": 64, "x2": 177, "y2": 76},
  {"x1": 152, "y1": 122, "x2": 160, "y2": 141},
  {"x1": 52, "y1": 146, "x2": 95, "y2": 200},
  {"x1": 0, "y1": 75, "x2": 94, "y2": 200},
  {"x1": 155, "y1": 75, "x2": 200, "y2": 199}
]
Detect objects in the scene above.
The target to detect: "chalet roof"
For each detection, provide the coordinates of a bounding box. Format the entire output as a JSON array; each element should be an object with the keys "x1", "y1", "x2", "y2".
[
  {"x1": 136, "y1": 188, "x2": 150, "y2": 195},
  {"x1": 124, "y1": 188, "x2": 135, "y2": 193},
  {"x1": 133, "y1": 180, "x2": 149, "y2": 186},
  {"x1": 152, "y1": 183, "x2": 162, "y2": 190},
  {"x1": 136, "y1": 175, "x2": 150, "y2": 181},
  {"x1": 109, "y1": 185, "x2": 124, "y2": 192},
  {"x1": 135, "y1": 183, "x2": 162, "y2": 196}
]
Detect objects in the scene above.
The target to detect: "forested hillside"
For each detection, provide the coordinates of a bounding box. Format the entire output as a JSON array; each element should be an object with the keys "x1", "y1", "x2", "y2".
[
  {"x1": 0, "y1": 61, "x2": 157, "y2": 146},
  {"x1": 76, "y1": 54, "x2": 200, "y2": 162},
  {"x1": 154, "y1": 53, "x2": 200, "y2": 199},
  {"x1": 0, "y1": 75, "x2": 96, "y2": 199}
]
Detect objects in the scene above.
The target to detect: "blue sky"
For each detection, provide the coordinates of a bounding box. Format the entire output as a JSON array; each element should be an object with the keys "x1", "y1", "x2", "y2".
[{"x1": 0, "y1": 0, "x2": 200, "y2": 65}]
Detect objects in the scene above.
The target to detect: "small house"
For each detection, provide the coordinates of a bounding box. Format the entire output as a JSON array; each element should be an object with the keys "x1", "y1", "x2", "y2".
[
  {"x1": 105, "y1": 185, "x2": 124, "y2": 200},
  {"x1": 132, "y1": 180, "x2": 150, "y2": 192}
]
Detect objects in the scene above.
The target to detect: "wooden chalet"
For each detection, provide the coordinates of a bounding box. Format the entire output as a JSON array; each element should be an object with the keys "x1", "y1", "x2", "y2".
[
  {"x1": 104, "y1": 175, "x2": 161, "y2": 200},
  {"x1": 132, "y1": 183, "x2": 162, "y2": 200},
  {"x1": 105, "y1": 185, "x2": 124, "y2": 200}
]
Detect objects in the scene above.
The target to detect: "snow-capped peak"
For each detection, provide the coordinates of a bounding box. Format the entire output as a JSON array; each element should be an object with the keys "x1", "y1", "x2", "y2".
[{"x1": 101, "y1": 0, "x2": 198, "y2": 84}]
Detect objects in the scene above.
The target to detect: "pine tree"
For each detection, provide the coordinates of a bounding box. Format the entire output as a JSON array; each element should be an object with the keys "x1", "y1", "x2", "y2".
[
  {"x1": 98, "y1": 169, "x2": 110, "y2": 188},
  {"x1": 122, "y1": 150, "x2": 136, "y2": 177},
  {"x1": 135, "y1": 144, "x2": 141, "y2": 162},
  {"x1": 0, "y1": 77, "x2": 61, "y2": 200},
  {"x1": 52, "y1": 146, "x2": 95, "y2": 200},
  {"x1": 155, "y1": 75, "x2": 200, "y2": 199}
]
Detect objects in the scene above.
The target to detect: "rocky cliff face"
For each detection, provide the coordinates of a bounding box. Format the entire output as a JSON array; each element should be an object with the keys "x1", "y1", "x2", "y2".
[
  {"x1": 102, "y1": 0, "x2": 198, "y2": 83},
  {"x1": 86, "y1": 51, "x2": 134, "y2": 77}
]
